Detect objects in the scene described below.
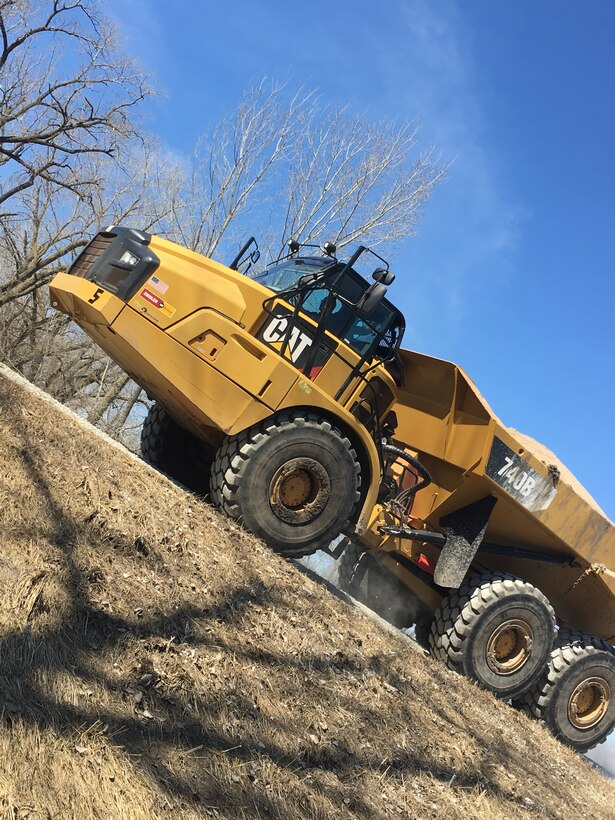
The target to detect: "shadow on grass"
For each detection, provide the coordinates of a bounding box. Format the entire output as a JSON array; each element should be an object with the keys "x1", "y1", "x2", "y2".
[{"x1": 0, "y1": 407, "x2": 562, "y2": 818}]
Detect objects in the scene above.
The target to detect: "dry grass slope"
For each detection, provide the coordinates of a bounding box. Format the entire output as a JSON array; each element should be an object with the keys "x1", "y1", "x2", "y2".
[{"x1": 0, "y1": 364, "x2": 613, "y2": 820}]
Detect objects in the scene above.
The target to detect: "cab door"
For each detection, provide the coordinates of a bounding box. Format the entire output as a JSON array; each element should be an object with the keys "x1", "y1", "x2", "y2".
[{"x1": 255, "y1": 293, "x2": 363, "y2": 402}]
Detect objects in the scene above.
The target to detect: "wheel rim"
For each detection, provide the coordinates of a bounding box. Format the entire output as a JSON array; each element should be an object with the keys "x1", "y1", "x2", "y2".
[
  {"x1": 486, "y1": 619, "x2": 533, "y2": 675},
  {"x1": 567, "y1": 676, "x2": 611, "y2": 729},
  {"x1": 278, "y1": 468, "x2": 315, "y2": 507},
  {"x1": 269, "y1": 458, "x2": 329, "y2": 525}
]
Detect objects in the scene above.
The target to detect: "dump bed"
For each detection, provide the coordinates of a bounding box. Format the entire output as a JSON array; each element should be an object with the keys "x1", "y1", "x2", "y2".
[{"x1": 393, "y1": 348, "x2": 615, "y2": 641}]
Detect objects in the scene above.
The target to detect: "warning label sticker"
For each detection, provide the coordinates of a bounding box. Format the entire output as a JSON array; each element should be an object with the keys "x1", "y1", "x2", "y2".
[
  {"x1": 140, "y1": 288, "x2": 163, "y2": 308},
  {"x1": 139, "y1": 288, "x2": 175, "y2": 318}
]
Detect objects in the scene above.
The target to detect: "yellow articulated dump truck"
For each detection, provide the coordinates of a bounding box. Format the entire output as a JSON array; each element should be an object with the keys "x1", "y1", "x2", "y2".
[{"x1": 49, "y1": 226, "x2": 615, "y2": 752}]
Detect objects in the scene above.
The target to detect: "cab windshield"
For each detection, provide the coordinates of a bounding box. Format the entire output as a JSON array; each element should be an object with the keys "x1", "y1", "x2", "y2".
[{"x1": 255, "y1": 257, "x2": 333, "y2": 292}]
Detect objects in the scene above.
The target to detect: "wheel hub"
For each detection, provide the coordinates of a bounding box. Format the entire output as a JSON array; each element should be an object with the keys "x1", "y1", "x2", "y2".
[
  {"x1": 278, "y1": 468, "x2": 314, "y2": 507},
  {"x1": 486, "y1": 619, "x2": 533, "y2": 675},
  {"x1": 568, "y1": 676, "x2": 611, "y2": 729},
  {"x1": 269, "y1": 458, "x2": 330, "y2": 525}
]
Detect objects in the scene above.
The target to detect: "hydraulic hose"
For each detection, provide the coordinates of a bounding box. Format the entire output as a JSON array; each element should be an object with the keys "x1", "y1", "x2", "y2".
[{"x1": 381, "y1": 442, "x2": 432, "y2": 517}]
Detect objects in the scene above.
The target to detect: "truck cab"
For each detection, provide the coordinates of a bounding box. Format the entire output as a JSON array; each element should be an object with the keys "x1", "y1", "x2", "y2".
[{"x1": 49, "y1": 228, "x2": 406, "y2": 536}]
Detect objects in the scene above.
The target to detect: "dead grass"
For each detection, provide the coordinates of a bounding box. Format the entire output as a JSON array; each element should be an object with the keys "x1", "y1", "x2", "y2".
[{"x1": 0, "y1": 367, "x2": 613, "y2": 819}]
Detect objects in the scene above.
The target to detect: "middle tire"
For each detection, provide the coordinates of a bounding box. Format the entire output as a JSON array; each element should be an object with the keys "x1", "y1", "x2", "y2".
[
  {"x1": 210, "y1": 412, "x2": 361, "y2": 556},
  {"x1": 140, "y1": 402, "x2": 215, "y2": 495},
  {"x1": 429, "y1": 571, "x2": 556, "y2": 699},
  {"x1": 337, "y1": 541, "x2": 433, "y2": 643}
]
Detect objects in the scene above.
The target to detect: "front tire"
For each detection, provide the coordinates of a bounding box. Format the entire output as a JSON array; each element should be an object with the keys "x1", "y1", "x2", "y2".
[
  {"x1": 517, "y1": 629, "x2": 615, "y2": 752},
  {"x1": 210, "y1": 413, "x2": 360, "y2": 556},
  {"x1": 429, "y1": 572, "x2": 556, "y2": 699}
]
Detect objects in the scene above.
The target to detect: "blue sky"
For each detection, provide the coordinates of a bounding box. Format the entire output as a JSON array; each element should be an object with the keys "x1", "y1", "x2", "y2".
[
  {"x1": 109, "y1": 0, "x2": 614, "y2": 518},
  {"x1": 109, "y1": 0, "x2": 615, "y2": 771}
]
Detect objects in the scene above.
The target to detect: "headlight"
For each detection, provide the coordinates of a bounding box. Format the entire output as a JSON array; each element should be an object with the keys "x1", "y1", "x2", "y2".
[{"x1": 120, "y1": 250, "x2": 139, "y2": 267}]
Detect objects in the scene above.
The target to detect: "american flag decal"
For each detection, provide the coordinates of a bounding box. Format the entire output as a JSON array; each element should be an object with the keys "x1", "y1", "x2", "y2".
[{"x1": 149, "y1": 275, "x2": 169, "y2": 295}]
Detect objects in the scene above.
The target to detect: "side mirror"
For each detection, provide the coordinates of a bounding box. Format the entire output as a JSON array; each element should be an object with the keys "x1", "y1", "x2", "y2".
[
  {"x1": 357, "y1": 282, "x2": 387, "y2": 315},
  {"x1": 372, "y1": 267, "x2": 395, "y2": 285}
]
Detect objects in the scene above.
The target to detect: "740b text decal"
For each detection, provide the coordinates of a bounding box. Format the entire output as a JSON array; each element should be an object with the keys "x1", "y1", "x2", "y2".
[{"x1": 486, "y1": 437, "x2": 557, "y2": 512}]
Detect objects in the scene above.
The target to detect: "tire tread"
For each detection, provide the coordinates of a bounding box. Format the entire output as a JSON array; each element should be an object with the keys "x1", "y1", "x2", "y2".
[
  {"x1": 210, "y1": 412, "x2": 360, "y2": 557},
  {"x1": 429, "y1": 571, "x2": 556, "y2": 697}
]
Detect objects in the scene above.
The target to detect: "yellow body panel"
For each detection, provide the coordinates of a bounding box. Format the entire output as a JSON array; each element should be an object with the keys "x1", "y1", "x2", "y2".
[{"x1": 50, "y1": 273, "x2": 124, "y2": 326}]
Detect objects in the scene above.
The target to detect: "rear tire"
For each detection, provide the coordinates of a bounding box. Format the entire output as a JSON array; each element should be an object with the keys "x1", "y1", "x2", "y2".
[
  {"x1": 140, "y1": 403, "x2": 214, "y2": 495},
  {"x1": 429, "y1": 572, "x2": 556, "y2": 699},
  {"x1": 210, "y1": 413, "x2": 360, "y2": 556},
  {"x1": 516, "y1": 629, "x2": 615, "y2": 752}
]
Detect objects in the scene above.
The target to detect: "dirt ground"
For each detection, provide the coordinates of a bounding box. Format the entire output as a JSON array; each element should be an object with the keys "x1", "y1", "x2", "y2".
[{"x1": 0, "y1": 365, "x2": 614, "y2": 819}]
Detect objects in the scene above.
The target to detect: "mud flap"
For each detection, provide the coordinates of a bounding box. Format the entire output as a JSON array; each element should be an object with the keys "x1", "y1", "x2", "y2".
[{"x1": 433, "y1": 496, "x2": 497, "y2": 588}]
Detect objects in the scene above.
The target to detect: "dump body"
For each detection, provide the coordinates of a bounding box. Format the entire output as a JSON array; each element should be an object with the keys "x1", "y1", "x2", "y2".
[{"x1": 371, "y1": 348, "x2": 615, "y2": 642}]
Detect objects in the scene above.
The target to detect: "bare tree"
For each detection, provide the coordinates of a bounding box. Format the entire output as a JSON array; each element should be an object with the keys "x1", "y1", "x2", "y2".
[
  {"x1": 0, "y1": 143, "x2": 174, "y2": 437},
  {"x1": 0, "y1": 1, "x2": 163, "y2": 438},
  {"x1": 0, "y1": 295, "x2": 107, "y2": 405},
  {"x1": 0, "y1": 141, "x2": 177, "y2": 306},
  {"x1": 0, "y1": 0, "x2": 152, "y2": 304},
  {"x1": 161, "y1": 81, "x2": 445, "y2": 264},
  {"x1": 281, "y1": 109, "x2": 443, "y2": 253},
  {"x1": 0, "y1": 60, "x2": 444, "y2": 443},
  {"x1": 0, "y1": 0, "x2": 149, "y2": 198},
  {"x1": 160, "y1": 81, "x2": 314, "y2": 257}
]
